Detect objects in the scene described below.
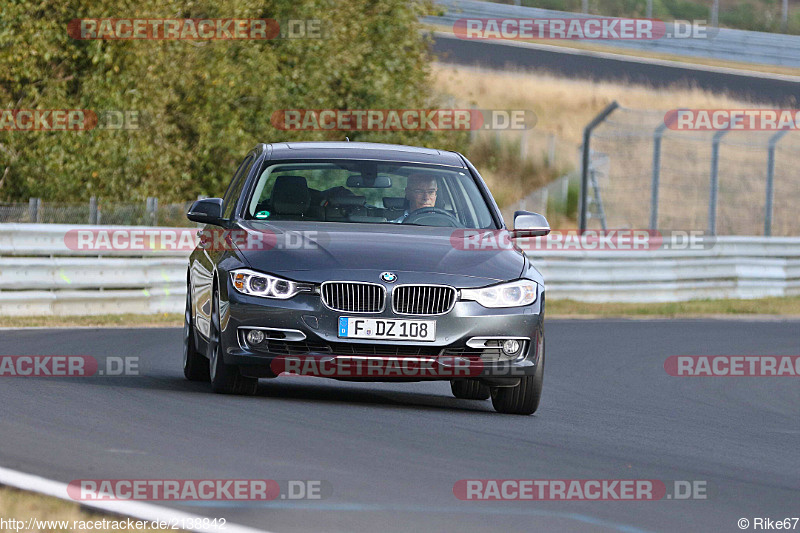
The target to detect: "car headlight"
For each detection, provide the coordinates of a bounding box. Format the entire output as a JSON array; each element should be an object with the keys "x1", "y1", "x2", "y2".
[
  {"x1": 460, "y1": 280, "x2": 537, "y2": 308},
  {"x1": 229, "y1": 269, "x2": 312, "y2": 299}
]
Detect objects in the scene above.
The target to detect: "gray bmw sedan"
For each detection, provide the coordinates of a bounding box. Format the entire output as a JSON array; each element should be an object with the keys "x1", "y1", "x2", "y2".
[{"x1": 183, "y1": 141, "x2": 550, "y2": 415}]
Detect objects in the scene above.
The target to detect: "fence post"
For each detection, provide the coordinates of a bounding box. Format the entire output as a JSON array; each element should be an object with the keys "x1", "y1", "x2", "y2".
[
  {"x1": 89, "y1": 196, "x2": 98, "y2": 224},
  {"x1": 650, "y1": 122, "x2": 668, "y2": 230},
  {"x1": 580, "y1": 101, "x2": 619, "y2": 230},
  {"x1": 469, "y1": 105, "x2": 477, "y2": 144},
  {"x1": 711, "y1": 0, "x2": 719, "y2": 27},
  {"x1": 781, "y1": 0, "x2": 788, "y2": 33},
  {"x1": 146, "y1": 197, "x2": 159, "y2": 226},
  {"x1": 546, "y1": 133, "x2": 556, "y2": 168},
  {"x1": 708, "y1": 130, "x2": 728, "y2": 235},
  {"x1": 764, "y1": 129, "x2": 789, "y2": 236},
  {"x1": 28, "y1": 198, "x2": 41, "y2": 223}
]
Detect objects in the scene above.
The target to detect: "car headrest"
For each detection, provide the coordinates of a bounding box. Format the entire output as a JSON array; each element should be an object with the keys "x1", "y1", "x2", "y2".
[
  {"x1": 383, "y1": 197, "x2": 407, "y2": 209},
  {"x1": 272, "y1": 175, "x2": 310, "y2": 215}
]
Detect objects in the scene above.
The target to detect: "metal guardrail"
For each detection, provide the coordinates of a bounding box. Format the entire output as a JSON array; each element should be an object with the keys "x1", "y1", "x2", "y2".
[
  {"x1": 426, "y1": 0, "x2": 800, "y2": 68},
  {"x1": 0, "y1": 224, "x2": 798, "y2": 315},
  {"x1": 530, "y1": 236, "x2": 800, "y2": 301},
  {"x1": 0, "y1": 224, "x2": 188, "y2": 316}
]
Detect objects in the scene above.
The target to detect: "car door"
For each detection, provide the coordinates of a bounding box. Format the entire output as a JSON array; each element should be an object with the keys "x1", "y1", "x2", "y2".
[{"x1": 191, "y1": 152, "x2": 256, "y2": 339}]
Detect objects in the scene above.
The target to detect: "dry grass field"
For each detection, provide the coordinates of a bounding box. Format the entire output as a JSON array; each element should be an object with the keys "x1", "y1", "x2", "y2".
[
  {"x1": 0, "y1": 486, "x2": 163, "y2": 533},
  {"x1": 436, "y1": 64, "x2": 800, "y2": 235}
]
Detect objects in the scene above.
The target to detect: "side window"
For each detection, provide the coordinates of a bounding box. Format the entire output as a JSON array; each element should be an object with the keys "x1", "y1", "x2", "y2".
[{"x1": 222, "y1": 155, "x2": 254, "y2": 219}]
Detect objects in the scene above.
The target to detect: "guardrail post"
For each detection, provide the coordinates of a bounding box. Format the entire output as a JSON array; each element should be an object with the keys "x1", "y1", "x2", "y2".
[
  {"x1": 579, "y1": 101, "x2": 619, "y2": 230},
  {"x1": 28, "y1": 198, "x2": 41, "y2": 223},
  {"x1": 764, "y1": 129, "x2": 789, "y2": 236},
  {"x1": 650, "y1": 122, "x2": 668, "y2": 230},
  {"x1": 708, "y1": 130, "x2": 728, "y2": 235}
]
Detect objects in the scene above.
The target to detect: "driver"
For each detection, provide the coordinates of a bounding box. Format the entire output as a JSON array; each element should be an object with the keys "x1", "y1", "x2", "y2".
[{"x1": 394, "y1": 173, "x2": 438, "y2": 223}]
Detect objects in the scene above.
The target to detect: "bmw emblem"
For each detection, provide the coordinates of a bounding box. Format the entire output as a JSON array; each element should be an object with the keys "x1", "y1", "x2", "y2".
[{"x1": 380, "y1": 272, "x2": 397, "y2": 283}]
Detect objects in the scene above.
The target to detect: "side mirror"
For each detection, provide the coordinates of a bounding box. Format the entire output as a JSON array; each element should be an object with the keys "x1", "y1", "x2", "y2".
[
  {"x1": 187, "y1": 198, "x2": 224, "y2": 225},
  {"x1": 512, "y1": 210, "x2": 551, "y2": 238}
]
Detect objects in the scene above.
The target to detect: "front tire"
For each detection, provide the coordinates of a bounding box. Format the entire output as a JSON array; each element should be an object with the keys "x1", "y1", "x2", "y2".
[
  {"x1": 491, "y1": 327, "x2": 545, "y2": 415},
  {"x1": 208, "y1": 286, "x2": 258, "y2": 395},
  {"x1": 450, "y1": 379, "x2": 490, "y2": 400},
  {"x1": 183, "y1": 284, "x2": 210, "y2": 382}
]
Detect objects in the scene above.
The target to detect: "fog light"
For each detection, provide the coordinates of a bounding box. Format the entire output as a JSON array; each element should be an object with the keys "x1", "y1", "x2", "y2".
[
  {"x1": 246, "y1": 329, "x2": 265, "y2": 345},
  {"x1": 502, "y1": 339, "x2": 521, "y2": 355}
]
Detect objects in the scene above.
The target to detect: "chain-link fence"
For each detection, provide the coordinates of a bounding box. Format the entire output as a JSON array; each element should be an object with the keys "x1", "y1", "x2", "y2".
[
  {"x1": 580, "y1": 106, "x2": 800, "y2": 236},
  {"x1": 0, "y1": 198, "x2": 196, "y2": 227}
]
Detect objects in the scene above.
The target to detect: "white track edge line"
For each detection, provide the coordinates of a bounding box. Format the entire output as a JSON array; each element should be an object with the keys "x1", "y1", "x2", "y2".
[{"x1": 0, "y1": 466, "x2": 274, "y2": 533}]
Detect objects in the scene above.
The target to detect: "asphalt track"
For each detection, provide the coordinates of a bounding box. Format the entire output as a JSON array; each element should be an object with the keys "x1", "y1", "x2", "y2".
[
  {"x1": 0, "y1": 320, "x2": 798, "y2": 533},
  {"x1": 431, "y1": 33, "x2": 800, "y2": 105}
]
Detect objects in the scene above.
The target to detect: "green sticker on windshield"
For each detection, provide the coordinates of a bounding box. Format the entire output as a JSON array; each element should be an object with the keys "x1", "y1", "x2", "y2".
[{"x1": 255, "y1": 210, "x2": 270, "y2": 219}]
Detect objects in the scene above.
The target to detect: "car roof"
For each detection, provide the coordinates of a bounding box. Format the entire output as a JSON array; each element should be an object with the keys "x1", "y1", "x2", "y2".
[{"x1": 262, "y1": 141, "x2": 466, "y2": 168}]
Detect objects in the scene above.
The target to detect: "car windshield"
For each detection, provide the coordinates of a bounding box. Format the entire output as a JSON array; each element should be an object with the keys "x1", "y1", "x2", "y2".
[{"x1": 245, "y1": 160, "x2": 497, "y2": 229}]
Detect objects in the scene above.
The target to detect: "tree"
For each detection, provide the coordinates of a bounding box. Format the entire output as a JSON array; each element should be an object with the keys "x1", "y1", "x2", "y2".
[{"x1": 0, "y1": 0, "x2": 465, "y2": 202}]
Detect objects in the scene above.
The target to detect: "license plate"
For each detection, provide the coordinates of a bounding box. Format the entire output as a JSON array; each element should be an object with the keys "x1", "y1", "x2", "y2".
[{"x1": 338, "y1": 317, "x2": 436, "y2": 342}]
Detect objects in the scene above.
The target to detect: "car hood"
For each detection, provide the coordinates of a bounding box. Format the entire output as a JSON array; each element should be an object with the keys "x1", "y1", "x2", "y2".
[{"x1": 234, "y1": 221, "x2": 525, "y2": 287}]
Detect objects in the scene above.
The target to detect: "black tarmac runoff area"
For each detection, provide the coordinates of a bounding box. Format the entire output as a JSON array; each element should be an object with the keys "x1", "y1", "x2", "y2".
[{"x1": 432, "y1": 34, "x2": 800, "y2": 105}]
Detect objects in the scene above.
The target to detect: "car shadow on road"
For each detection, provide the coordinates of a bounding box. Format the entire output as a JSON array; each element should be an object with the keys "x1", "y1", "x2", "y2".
[
  {"x1": 253, "y1": 378, "x2": 498, "y2": 414},
  {"x1": 46, "y1": 373, "x2": 499, "y2": 415}
]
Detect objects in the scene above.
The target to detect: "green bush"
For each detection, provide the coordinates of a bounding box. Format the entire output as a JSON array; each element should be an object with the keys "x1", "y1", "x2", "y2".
[
  {"x1": 0, "y1": 0, "x2": 468, "y2": 202},
  {"x1": 466, "y1": 133, "x2": 566, "y2": 208}
]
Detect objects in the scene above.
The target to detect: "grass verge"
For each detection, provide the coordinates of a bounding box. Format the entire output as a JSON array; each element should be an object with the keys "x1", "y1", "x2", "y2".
[
  {"x1": 548, "y1": 295, "x2": 800, "y2": 317},
  {"x1": 1, "y1": 298, "x2": 799, "y2": 328},
  {"x1": 0, "y1": 313, "x2": 183, "y2": 328},
  {"x1": 0, "y1": 485, "x2": 162, "y2": 533}
]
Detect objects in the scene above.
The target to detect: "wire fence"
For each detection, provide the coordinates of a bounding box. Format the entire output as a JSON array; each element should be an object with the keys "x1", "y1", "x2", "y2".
[
  {"x1": 3, "y1": 109, "x2": 799, "y2": 237},
  {"x1": 581, "y1": 106, "x2": 800, "y2": 236},
  {"x1": 0, "y1": 198, "x2": 196, "y2": 227}
]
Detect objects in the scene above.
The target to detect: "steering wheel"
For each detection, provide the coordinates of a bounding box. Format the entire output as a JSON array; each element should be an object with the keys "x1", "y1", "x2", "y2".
[{"x1": 402, "y1": 207, "x2": 463, "y2": 227}]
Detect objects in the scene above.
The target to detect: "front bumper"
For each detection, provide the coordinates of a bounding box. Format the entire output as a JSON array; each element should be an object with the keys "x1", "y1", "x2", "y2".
[{"x1": 217, "y1": 284, "x2": 543, "y2": 383}]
